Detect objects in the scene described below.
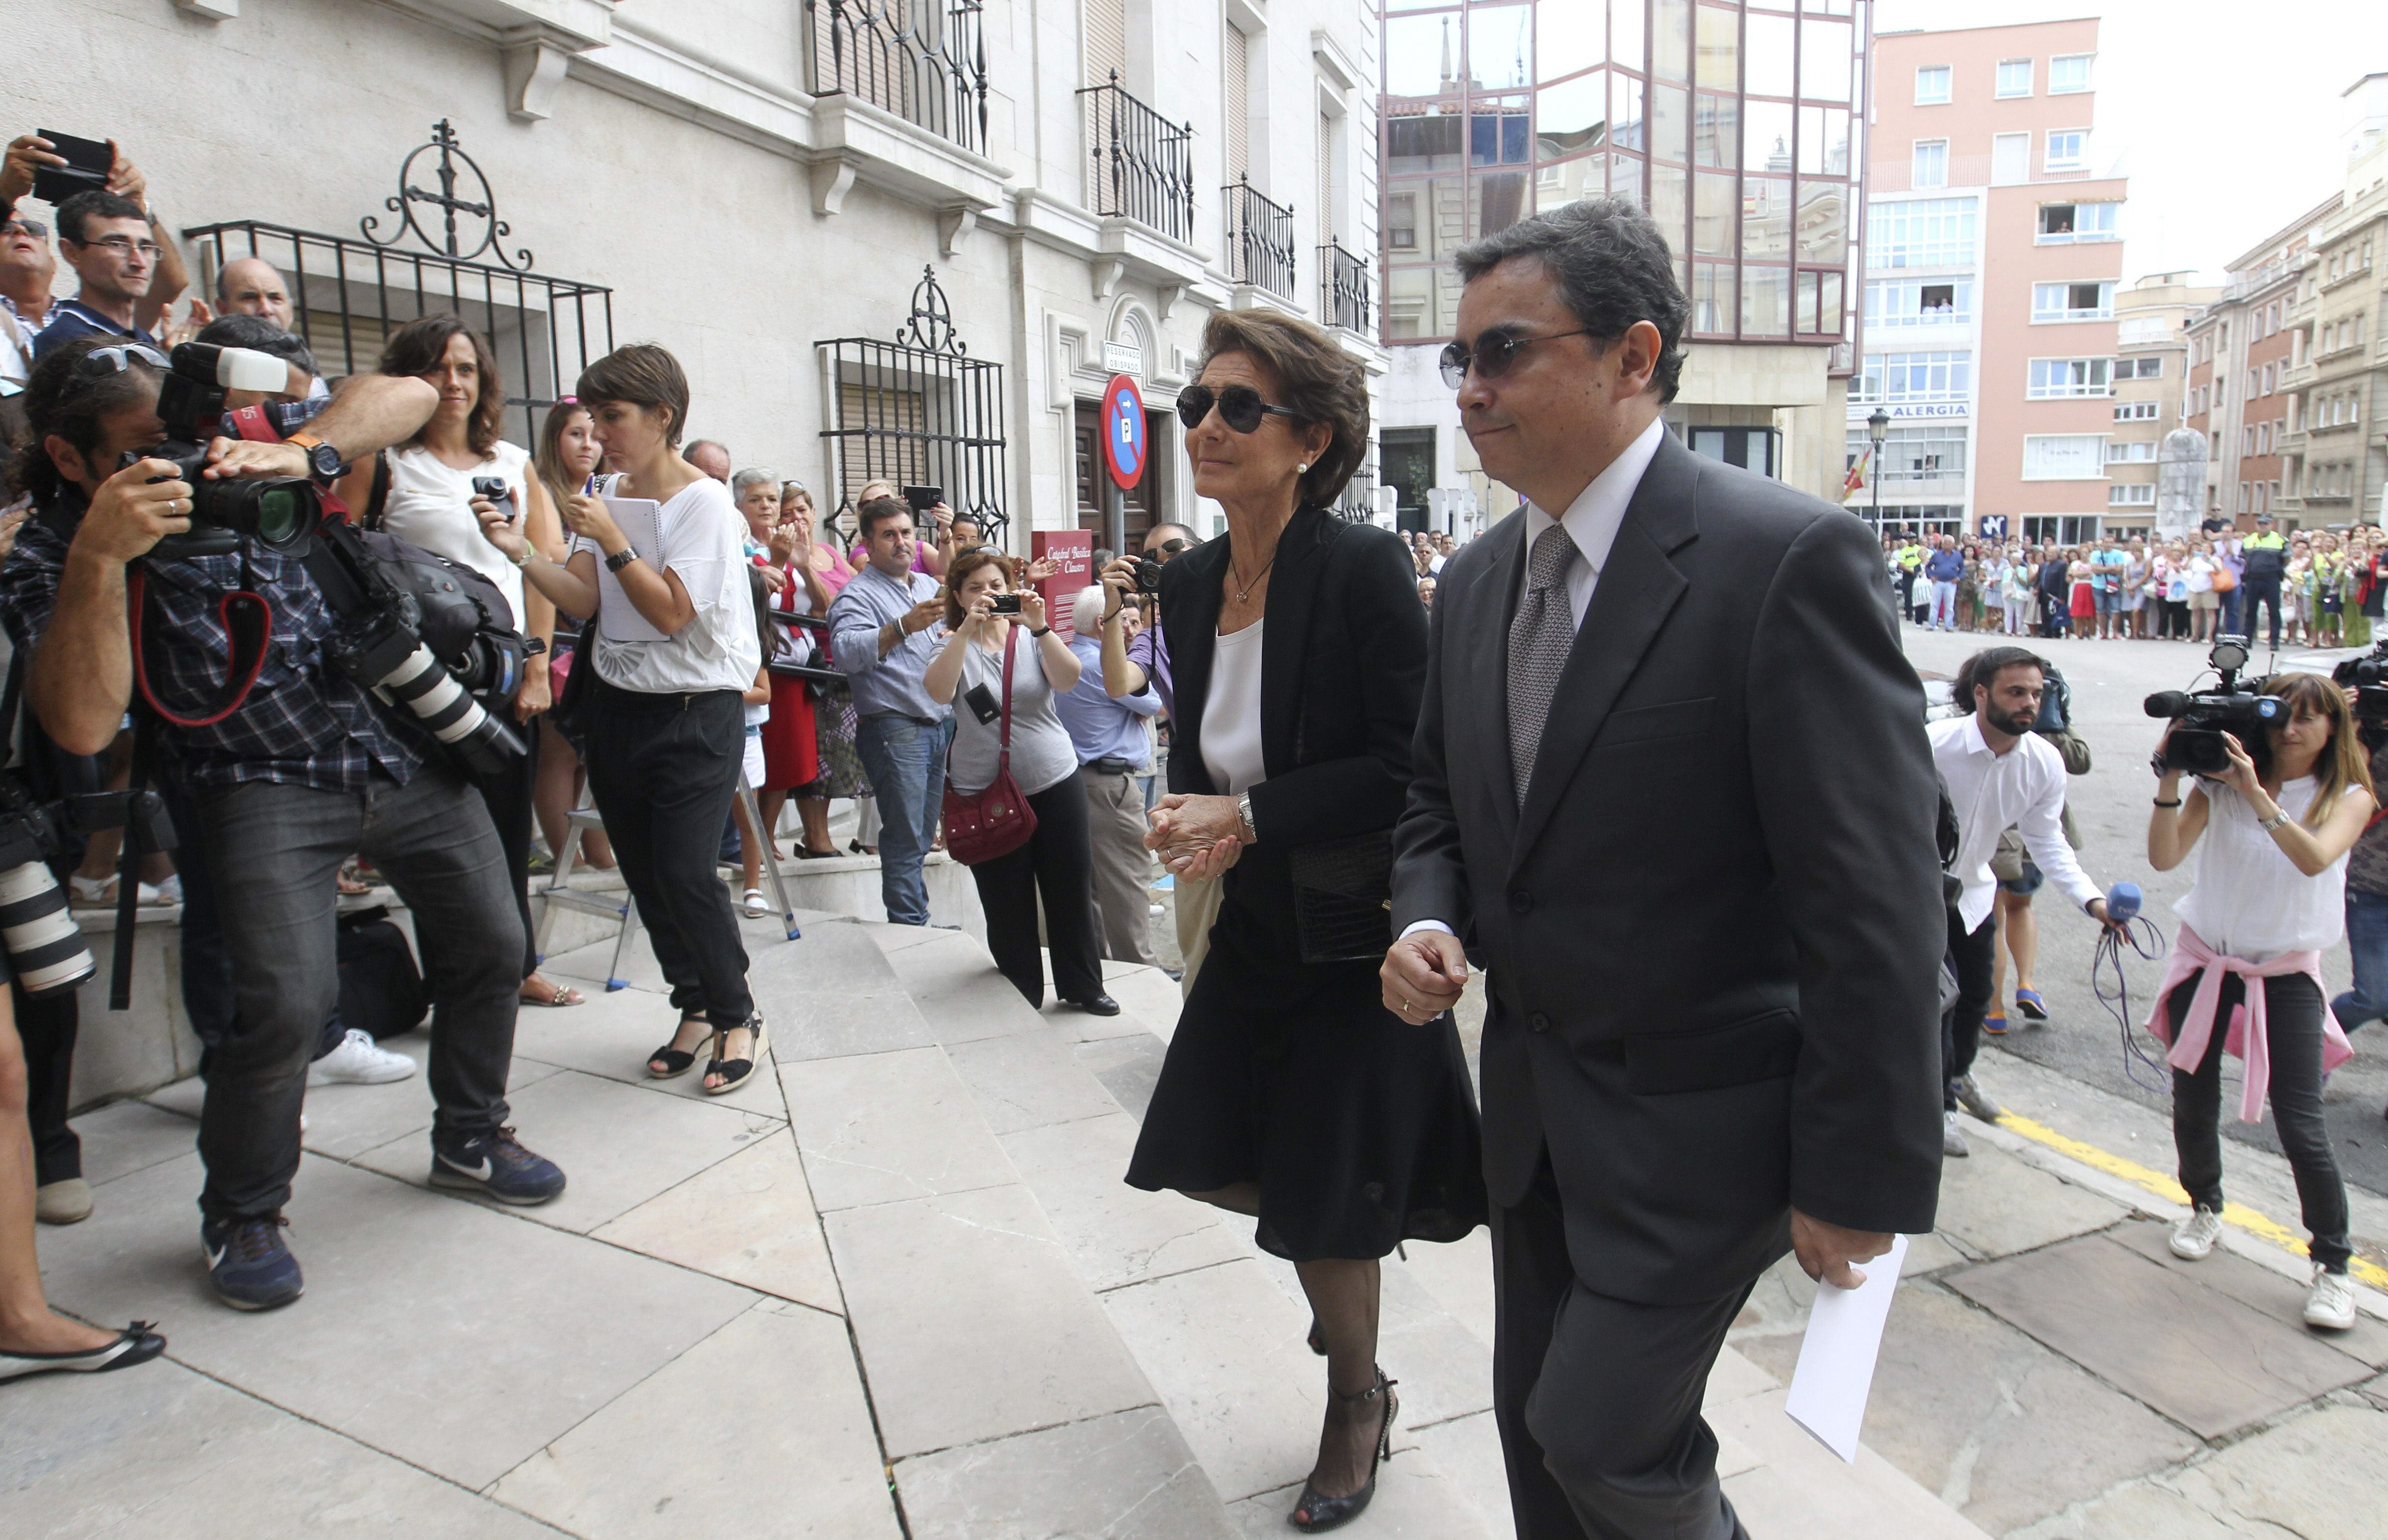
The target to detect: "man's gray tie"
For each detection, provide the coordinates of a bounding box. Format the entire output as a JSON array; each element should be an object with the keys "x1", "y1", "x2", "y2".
[{"x1": 1507, "y1": 524, "x2": 1579, "y2": 805}]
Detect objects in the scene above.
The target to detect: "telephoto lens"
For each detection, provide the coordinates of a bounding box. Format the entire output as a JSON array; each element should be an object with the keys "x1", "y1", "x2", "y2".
[
  {"x1": 0, "y1": 861, "x2": 96, "y2": 996},
  {"x1": 327, "y1": 610, "x2": 526, "y2": 777}
]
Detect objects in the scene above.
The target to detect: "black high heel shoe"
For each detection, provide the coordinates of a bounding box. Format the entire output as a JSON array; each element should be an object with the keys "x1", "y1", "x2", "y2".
[{"x1": 1289, "y1": 1367, "x2": 1398, "y2": 1533}]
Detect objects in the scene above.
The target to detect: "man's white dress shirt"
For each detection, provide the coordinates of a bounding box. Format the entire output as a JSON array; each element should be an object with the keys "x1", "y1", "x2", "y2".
[{"x1": 1929, "y1": 713, "x2": 2101, "y2": 933}]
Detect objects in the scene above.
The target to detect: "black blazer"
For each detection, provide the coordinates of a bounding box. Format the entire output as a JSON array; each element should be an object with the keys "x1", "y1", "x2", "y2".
[
  {"x1": 1391, "y1": 430, "x2": 1945, "y2": 1303},
  {"x1": 1161, "y1": 506, "x2": 1425, "y2": 963}
]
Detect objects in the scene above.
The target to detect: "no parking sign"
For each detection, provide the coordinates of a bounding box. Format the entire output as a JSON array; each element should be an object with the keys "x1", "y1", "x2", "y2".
[{"x1": 1101, "y1": 374, "x2": 1145, "y2": 490}]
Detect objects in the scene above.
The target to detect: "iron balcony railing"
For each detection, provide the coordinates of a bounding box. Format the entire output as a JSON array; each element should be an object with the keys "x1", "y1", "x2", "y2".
[
  {"x1": 807, "y1": 0, "x2": 990, "y2": 155},
  {"x1": 1320, "y1": 240, "x2": 1372, "y2": 334},
  {"x1": 1335, "y1": 465, "x2": 1377, "y2": 521},
  {"x1": 1079, "y1": 72, "x2": 1196, "y2": 243},
  {"x1": 1223, "y1": 175, "x2": 1295, "y2": 298}
]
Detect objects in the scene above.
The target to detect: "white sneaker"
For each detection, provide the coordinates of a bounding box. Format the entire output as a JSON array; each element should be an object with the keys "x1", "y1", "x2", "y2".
[
  {"x1": 1942, "y1": 1111, "x2": 1969, "y2": 1158},
  {"x1": 2304, "y1": 1265, "x2": 2358, "y2": 1331},
  {"x1": 307, "y1": 1028, "x2": 417, "y2": 1086},
  {"x1": 2170, "y1": 1204, "x2": 2224, "y2": 1259}
]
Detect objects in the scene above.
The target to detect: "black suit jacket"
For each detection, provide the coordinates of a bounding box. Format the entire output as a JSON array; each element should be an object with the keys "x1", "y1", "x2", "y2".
[{"x1": 1391, "y1": 430, "x2": 1944, "y2": 1303}]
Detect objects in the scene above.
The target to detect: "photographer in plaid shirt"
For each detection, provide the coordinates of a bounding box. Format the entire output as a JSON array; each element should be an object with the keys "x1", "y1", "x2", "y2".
[{"x1": 0, "y1": 336, "x2": 568, "y2": 1312}]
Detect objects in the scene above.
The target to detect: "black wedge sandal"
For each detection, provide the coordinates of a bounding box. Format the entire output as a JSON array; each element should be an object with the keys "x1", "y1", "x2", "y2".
[
  {"x1": 1289, "y1": 1367, "x2": 1398, "y2": 1533},
  {"x1": 703, "y1": 1013, "x2": 769, "y2": 1096},
  {"x1": 646, "y1": 1013, "x2": 708, "y2": 1080}
]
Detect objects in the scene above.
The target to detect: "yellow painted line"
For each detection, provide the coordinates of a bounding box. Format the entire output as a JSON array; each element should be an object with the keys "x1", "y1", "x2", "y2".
[{"x1": 1997, "y1": 1112, "x2": 2388, "y2": 1291}]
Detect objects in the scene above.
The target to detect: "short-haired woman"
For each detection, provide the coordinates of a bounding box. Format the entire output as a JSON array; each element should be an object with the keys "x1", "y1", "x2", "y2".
[
  {"x1": 2146, "y1": 674, "x2": 2376, "y2": 1331},
  {"x1": 371, "y1": 314, "x2": 581, "y2": 1009},
  {"x1": 922, "y1": 549, "x2": 1108, "y2": 1009},
  {"x1": 1124, "y1": 309, "x2": 1485, "y2": 1531},
  {"x1": 530, "y1": 397, "x2": 615, "y2": 871},
  {"x1": 480, "y1": 344, "x2": 767, "y2": 1094}
]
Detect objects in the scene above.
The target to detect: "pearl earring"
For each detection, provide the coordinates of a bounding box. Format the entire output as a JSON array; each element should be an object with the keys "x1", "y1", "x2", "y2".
[{"x1": 1298, "y1": 463, "x2": 1310, "y2": 474}]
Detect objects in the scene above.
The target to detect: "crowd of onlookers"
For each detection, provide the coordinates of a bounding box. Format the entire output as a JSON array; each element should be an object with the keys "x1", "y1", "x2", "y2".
[{"x1": 1884, "y1": 521, "x2": 2388, "y2": 650}]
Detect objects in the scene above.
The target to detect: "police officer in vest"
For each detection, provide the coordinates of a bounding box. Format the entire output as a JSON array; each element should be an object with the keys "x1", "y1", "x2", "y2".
[{"x1": 2241, "y1": 512, "x2": 2288, "y2": 651}]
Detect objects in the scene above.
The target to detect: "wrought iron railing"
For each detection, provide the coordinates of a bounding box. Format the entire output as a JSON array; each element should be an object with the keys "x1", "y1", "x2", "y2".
[
  {"x1": 1335, "y1": 466, "x2": 1378, "y2": 521},
  {"x1": 807, "y1": 0, "x2": 990, "y2": 155},
  {"x1": 1078, "y1": 72, "x2": 1196, "y2": 243},
  {"x1": 1320, "y1": 240, "x2": 1372, "y2": 334},
  {"x1": 1223, "y1": 175, "x2": 1295, "y2": 298}
]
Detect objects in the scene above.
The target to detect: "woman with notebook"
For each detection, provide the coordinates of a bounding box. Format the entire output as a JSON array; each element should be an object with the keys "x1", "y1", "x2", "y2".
[{"x1": 478, "y1": 344, "x2": 768, "y2": 1095}]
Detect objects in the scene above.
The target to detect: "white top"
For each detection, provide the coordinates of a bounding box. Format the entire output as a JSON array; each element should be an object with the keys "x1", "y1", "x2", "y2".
[
  {"x1": 1515, "y1": 415, "x2": 1668, "y2": 629},
  {"x1": 575, "y1": 476, "x2": 762, "y2": 695},
  {"x1": 2174, "y1": 777, "x2": 2348, "y2": 961},
  {"x1": 1201, "y1": 620, "x2": 1267, "y2": 797},
  {"x1": 380, "y1": 441, "x2": 532, "y2": 628},
  {"x1": 947, "y1": 633, "x2": 1080, "y2": 798},
  {"x1": 1928, "y1": 714, "x2": 2103, "y2": 933},
  {"x1": 2185, "y1": 554, "x2": 2217, "y2": 593}
]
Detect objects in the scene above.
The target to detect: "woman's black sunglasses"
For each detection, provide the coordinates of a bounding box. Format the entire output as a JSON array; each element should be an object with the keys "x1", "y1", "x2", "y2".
[
  {"x1": 1176, "y1": 384, "x2": 1300, "y2": 435},
  {"x1": 1438, "y1": 329, "x2": 1594, "y2": 390}
]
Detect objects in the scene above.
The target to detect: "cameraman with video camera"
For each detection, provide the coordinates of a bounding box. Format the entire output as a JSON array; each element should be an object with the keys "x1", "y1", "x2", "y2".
[
  {"x1": 2144, "y1": 668, "x2": 2372, "y2": 1331},
  {"x1": 0, "y1": 335, "x2": 567, "y2": 1312},
  {"x1": 2326, "y1": 650, "x2": 2388, "y2": 1063}
]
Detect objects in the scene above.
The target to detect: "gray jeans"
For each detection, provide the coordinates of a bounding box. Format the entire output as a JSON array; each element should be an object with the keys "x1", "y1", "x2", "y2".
[{"x1": 193, "y1": 763, "x2": 524, "y2": 1221}]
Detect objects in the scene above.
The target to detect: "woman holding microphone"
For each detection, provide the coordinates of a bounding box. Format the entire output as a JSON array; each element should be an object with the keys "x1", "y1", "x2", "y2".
[
  {"x1": 478, "y1": 345, "x2": 767, "y2": 1095},
  {"x1": 2146, "y1": 674, "x2": 2373, "y2": 1331}
]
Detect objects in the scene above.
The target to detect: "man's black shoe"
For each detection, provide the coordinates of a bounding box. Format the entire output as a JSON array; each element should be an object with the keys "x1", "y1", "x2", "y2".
[{"x1": 1067, "y1": 994, "x2": 1122, "y2": 1017}]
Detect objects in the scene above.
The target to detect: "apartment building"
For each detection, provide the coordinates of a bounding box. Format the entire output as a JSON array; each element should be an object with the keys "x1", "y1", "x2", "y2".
[
  {"x1": 2286, "y1": 74, "x2": 2388, "y2": 528},
  {"x1": 6, "y1": 0, "x2": 1384, "y2": 550},
  {"x1": 2105, "y1": 271, "x2": 2218, "y2": 536},
  {"x1": 1853, "y1": 18, "x2": 2125, "y2": 545},
  {"x1": 1372, "y1": 0, "x2": 1870, "y2": 530},
  {"x1": 2188, "y1": 205, "x2": 2338, "y2": 532}
]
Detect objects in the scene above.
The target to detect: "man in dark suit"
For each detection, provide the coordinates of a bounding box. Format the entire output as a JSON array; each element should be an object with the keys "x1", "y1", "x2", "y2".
[{"x1": 1382, "y1": 200, "x2": 1945, "y2": 1539}]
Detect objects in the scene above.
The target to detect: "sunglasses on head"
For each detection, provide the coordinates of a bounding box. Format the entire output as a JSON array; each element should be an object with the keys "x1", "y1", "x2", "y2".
[
  {"x1": 1438, "y1": 328, "x2": 1594, "y2": 389},
  {"x1": 75, "y1": 342, "x2": 171, "y2": 377},
  {"x1": 1175, "y1": 384, "x2": 1300, "y2": 435}
]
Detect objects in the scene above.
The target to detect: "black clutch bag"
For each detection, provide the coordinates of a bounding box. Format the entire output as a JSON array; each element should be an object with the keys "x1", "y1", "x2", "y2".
[{"x1": 1287, "y1": 830, "x2": 1395, "y2": 964}]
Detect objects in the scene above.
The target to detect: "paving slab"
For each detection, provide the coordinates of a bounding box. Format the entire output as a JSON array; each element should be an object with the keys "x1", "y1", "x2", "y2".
[
  {"x1": 888, "y1": 938, "x2": 1051, "y2": 1045},
  {"x1": 825, "y1": 1181, "x2": 1156, "y2": 1458},
  {"x1": 30, "y1": 1152, "x2": 756, "y2": 1491},
  {"x1": 592, "y1": 1128, "x2": 843, "y2": 1314},
  {"x1": 746, "y1": 913, "x2": 906, "y2": 995},
  {"x1": 1101, "y1": 1257, "x2": 1325, "y2": 1502},
  {"x1": 1745, "y1": 1278, "x2": 2196, "y2": 1532},
  {"x1": 1703, "y1": 1344, "x2": 1781, "y2": 1409},
  {"x1": 895, "y1": 1405, "x2": 1237, "y2": 1539},
  {"x1": 1374, "y1": 1257, "x2": 1496, "y2": 1431},
  {"x1": 0, "y1": 1356, "x2": 557, "y2": 1539},
  {"x1": 1408, "y1": 1408, "x2": 1515, "y2": 1536},
  {"x1": 946, "y1": 1027, "x2": 1125, "y2": 1134},
  {"x1": 490, "y1": 1298, "x2": 900, "y2": 1540},
  {"x1": 1104, "y1": 964, "x2": 1186, "y2": 1044},
  {"x1": 544, "y1": 928, "x2": 670, "y2": 995},
  {"x1": 1945, "y1": 1233, "x2": 2374, "y2": 1439},
  {"x1": 1933, "y1": 1140, "x2": 2131, "y2": 1260},
  {"x1": 143, "y1": 1043, "x2": 566, "y2": 1162},
  {"x1": 70, "y1": 1095, "x2": 198, "y2": 1187},
  {"x1": 351, "y1": 1067, "x2": 779, "y2": 1234},
  {"x1": 506, "y1": 983, "x2": 774, "y2": 1099},
  {"x1": 998, "y1": 1112, "x2": 1247, "y2": 1291},
  {"x1": 1073, "y1": 1034, "x2": 1168, "y2": 1120},
  {"x1": 780, "y1": 1046, "x2": 1018, "y2": 1211},
  {"x1": 1226, "y1": 1448, "x2": 1502, "y2": 1540},
  {"x1": 2106, "y1": 1216, "x2": 2388, "y2": 1368},
  {"x1": 1387, "y1": 1229, "x2": 1497, "y2": 1351},
  {"x1": 1713, "y1": 1389, "x2": 1994, "y2": 1540},
  {"x1": 2034, "y1": 1403, "x2": 2388, "y2": 1540}
]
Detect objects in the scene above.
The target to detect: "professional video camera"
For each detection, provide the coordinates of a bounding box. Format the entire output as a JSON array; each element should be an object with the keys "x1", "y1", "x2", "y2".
[
  {"x1": 121, "y1": 342, "x2": 318, "y2": 561},
  {"x1": 120, "y1": 343, "x2": 527, "y2": 777},
  {"x1": 2331, "y1": 640, "x2": 2388, "y2": 748},
  {"x1": 2144, "y1": 635, "x2": 2283, "y2": 776},
  {"x1": 0, "y1": 777, "x2": 175, "y2": 995}
]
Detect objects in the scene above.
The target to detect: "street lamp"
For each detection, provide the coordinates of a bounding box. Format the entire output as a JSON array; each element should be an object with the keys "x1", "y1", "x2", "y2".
[{"x1": 1867, "y1": 406, "x2": 1890, "y2": 537}]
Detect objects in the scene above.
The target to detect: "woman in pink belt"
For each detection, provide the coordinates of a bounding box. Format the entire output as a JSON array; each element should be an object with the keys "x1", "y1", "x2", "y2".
[{"x1": 2145, "y1": 673, "x2": 2374, "y2": 1331}]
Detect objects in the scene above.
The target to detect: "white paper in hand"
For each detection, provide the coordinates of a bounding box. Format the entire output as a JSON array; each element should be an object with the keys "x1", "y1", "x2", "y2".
[
  {"x1": 1783, "y1": 1233, "x2": 1908, "y2": 1463},
  {"x1": 595, "y1": 496, "x2": 668, "y2": 643}
]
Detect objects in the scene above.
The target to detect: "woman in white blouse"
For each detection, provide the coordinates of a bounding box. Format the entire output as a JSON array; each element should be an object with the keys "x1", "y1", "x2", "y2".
[
  {"x1": 371, "y1": 315, "x2": 578, "y2": 1009},
  {"x1": 481, "y1": 344, "x2": 767, "y2": 1095}
]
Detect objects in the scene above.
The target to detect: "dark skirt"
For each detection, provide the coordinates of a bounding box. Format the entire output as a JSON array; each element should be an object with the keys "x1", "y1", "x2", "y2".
[{"x1": 1126, "y1": 864, "x2": 1487, "y2": 1262}]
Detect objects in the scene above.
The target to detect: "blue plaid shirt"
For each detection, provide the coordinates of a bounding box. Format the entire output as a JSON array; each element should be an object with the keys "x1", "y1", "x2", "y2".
[{"x1": 0, "y1": 491, "x2": 429, "y2": 792}]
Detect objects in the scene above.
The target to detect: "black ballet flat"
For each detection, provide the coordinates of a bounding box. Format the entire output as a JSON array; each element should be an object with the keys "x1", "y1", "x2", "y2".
[
  {"x1": 0, "y1": 1321, "x2": 167, "y2": 1382},
  {"x1": 1289, "y1": 1368, "x2": 1398, "y2": 1533},
  {"x1": 646, "y1": 1013, "x2": 707, "y2": 1080}
]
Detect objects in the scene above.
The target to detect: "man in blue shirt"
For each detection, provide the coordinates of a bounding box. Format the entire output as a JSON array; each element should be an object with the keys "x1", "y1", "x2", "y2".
[
  {"x1": 2089, "y1": 534, "x2": 2130, "y2": 640},
  {"x1": 827, "y1": 496, "x2": 952, "y2": 926},
  {"x1": 1054, "y1": 585, "x2": 1160, "y2": 966},
  {"x1": 1924, "y1": 534, "x2": 1965, "y2": 630},
  {"x1": 31, "y1": 190, "x2": 181, "y2": 362}
]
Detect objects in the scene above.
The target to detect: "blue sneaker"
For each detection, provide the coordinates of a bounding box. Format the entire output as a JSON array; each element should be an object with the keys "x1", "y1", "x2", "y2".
[
  {"x1": 430, "y1": 1126, "x2": 566, "y2": 1206},
  {"x1": 200, "y1": 1215, "x2": 304, "y2": 1311}
]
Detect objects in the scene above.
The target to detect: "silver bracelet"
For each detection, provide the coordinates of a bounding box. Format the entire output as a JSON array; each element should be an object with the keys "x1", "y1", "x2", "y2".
[
  {"x1": 2259, "y1": 806, "x2": 2291, "y2": 833},
  {"x1": 1237, "y1": 791, "x2": 1257, "y2": 843}
]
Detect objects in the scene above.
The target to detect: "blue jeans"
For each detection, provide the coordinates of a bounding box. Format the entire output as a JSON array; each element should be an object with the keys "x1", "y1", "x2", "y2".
[
  {"x1": 2219, "y1": 585, "x2": 2242, "y2": 635},
  {"x1": 2332, "y1": 889, "x2": 2388, "y2": 1033},
  {"x1": 1931, "y1": 579, "x2": 1958, "y2": 628},
  {"x1": 855, "y1": 712, "x2": 949, "y2": 926}
]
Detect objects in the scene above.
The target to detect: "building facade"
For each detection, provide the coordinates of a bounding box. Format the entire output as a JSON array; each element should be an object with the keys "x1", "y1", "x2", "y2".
[
  {"x1": 2187, "y1": 203, "x2": 2338, "y2": 533},
  {"x1": 2286, "y1": 74, "x2": 2388, "y2": 530},
  {"x1": 1852, "y1": 17, "x2": 2125, "y2": 546},
  {"x1": 1371, "y1": 0, "x2": 1870, "y2": 531},
  {"x1": 6, "y1": 0, "x2": 1387, "y2": 550},
  {"x1": 2105, "y1": 270, "x2": 2217, "y2": 539}
]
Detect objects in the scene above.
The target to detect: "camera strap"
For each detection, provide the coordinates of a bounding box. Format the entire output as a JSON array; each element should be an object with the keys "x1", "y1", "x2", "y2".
[{"x1": 126, "y1": 568, "x2": 274, "y2": 728}]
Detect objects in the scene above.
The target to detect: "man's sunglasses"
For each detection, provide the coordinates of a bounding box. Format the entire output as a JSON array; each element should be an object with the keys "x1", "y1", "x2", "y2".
[
  {"x1": 1176, "y1": 384, "x2": 1300, "y2": 435},
  {"x1": 1438, "y1": 328, "x2": 1594, "y2": 389},
  {"x1": 1, "y1": 217, "x2": 46, "y2": 239},
  {"x1": 75, "y1": 343, "x2": 170, "y2": 376}
]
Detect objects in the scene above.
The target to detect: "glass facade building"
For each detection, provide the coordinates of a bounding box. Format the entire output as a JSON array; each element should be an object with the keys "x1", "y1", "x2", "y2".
[{"x1": 1377, "y1": 0, "x2": 1868, "y2": 364}]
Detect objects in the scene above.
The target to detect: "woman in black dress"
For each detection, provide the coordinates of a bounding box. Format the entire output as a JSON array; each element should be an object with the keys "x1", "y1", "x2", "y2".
[{"x1": 1124, "y1": 310, "x2": 1485, "y2": 1532}]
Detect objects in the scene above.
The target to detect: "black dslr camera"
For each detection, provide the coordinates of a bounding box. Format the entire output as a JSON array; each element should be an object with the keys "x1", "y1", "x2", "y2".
[
  {"x1": 2331, "y1": 641, "x2": 2388, "y2": 749},
  {"x1": 2145, "y1": 636, "x2": 2284, "y2": 776},
  {"x1": 120, "y1": 343, "x2": 318, "y2": 561}
]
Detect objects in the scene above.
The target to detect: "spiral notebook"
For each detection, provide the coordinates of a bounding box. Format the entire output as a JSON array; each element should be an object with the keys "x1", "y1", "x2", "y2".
[{"x1": 594, "y1": 495, "x2": 668, "y2": 643}]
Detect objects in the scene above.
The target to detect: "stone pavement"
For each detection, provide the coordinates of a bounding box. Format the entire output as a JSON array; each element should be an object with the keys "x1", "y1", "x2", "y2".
[{"x1": 8, "y1": 896, "x2": 2386, "y2": 1536}]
